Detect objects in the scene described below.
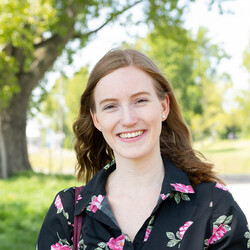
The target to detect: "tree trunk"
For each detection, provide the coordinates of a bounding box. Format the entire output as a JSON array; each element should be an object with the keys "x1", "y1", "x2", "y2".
[
  {"x1": 0, "y1": 30, "x2": 75, "y2": 178},
  {"x1": 0, "y1": 80, "x2": 31, "y2": 177},
  {"x1": 0, "y1": 119, "x2": 8, "y2": 178},
  {"x1": 0, "y1": 1, "x2": 141, "y2": 178}
]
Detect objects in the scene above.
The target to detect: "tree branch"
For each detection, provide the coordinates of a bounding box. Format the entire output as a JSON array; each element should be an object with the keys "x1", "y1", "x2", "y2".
[{"x1": 74, "y1": 0, "x2": 143, "y2": 39}]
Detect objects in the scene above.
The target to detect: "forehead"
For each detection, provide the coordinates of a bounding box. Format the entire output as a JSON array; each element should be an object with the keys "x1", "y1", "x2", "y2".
[{"x1": 93, "y1": 66, "x2": 157, "y2": 100}]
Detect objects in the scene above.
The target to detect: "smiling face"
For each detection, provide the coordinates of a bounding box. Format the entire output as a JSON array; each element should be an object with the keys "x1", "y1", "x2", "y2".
[{"x1": 91, "y1": 66, "x2": 169, "y2": 162}]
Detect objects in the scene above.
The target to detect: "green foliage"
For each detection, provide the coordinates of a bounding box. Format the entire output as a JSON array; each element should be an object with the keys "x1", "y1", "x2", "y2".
[
  {"x1": 231, "y1": 39, "x2": 250, "y2": 138},
  {"x1": 0, "y1": 171, "x2": 78, "y2": 250},
  {"x1": 0, "y1": 51, "x2": 19, "y2": 110},
  {"x1": 39, "y1": 67, "x2": 88, "y2": 148},
  {"x1": 0, "y1": 0, "x2": 58, "y2": 110},
  {"x1": 136, "y1": 27, "x2": 229, "y2": 139},
  {"x1": 64, "y1": 67, "x2": 89, "y2": 148},
  {"x1": 0, "y1": 0, "x2": 227, "y2": 112},
  {"x1": 234, "y1": 87, "x2": 250, "y2": 137}
]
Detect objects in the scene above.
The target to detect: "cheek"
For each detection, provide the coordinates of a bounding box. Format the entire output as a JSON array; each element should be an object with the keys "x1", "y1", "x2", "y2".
[
  {"x1": 142, "y1": 106, "x2": 162, "y2": 123},
  {"x1": 97, "y1": 114, "x2": 117, "y2": 133}
]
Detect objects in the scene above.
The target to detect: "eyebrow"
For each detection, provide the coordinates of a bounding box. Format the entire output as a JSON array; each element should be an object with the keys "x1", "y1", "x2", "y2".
[{"x1": 98, "y1": 91, "x2": 151, "y2": 106}]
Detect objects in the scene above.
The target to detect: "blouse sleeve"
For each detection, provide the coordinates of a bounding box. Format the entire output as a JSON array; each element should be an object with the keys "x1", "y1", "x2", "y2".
[
  {"x1": 36, "y1": 187, "x2": 75, "y2": 250},
  {"x1": 205, "y1": 184, "x2": 249, "y2": 249}
]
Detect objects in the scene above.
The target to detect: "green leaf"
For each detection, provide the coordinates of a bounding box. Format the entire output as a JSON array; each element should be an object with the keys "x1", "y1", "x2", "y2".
[
  {"x1": 98, "y1": 242, "x2": 107, "y2": 248},
  {"x1": 204, "y1": 239, "x2": 208, "y2": 246},
  {"x1": 167, "y1": 239, "x2": 180, "y2": 247},
  {"x1": 181, "y1": 193, "x2": 190, "y2": 201},
  {"x1": 244, "y1": 231, "x2": 250, "y2": 239},
  {"x1": 60, "y1": 238, "x2": 70, "y2": 245},
  {"x1": 174, "y1": 193, "x2": 181, "y2": 204},
  {"x1": 224, "y1": 215, "x2": 233, "y2": 225},
  {"x1": 63, "y1": 210, "x2": 69, "y2": 220},
  {"x1": 224, "y1": 225, "x2": 231, "y2": 232},
  {"x1": 215, "y1": 215, "x2": 226, "y2": 225},
  {"x1": 176, "y1": 231, "x2": 181, "y2": 239},
  {"x1": 124, "y1": 234, "x2": 131, "y2": 241},
  {"x1": 166, "y1": 232, "x2": 175, "y2": 240},
  {"x1": 247, "y1": 239, "x2": 250, "y2": 249}
]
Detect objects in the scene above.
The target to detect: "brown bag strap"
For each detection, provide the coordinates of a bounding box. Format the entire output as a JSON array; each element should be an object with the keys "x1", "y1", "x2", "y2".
[{"x1": 73, "y1": 186, "x2": 84, "y2": 250}]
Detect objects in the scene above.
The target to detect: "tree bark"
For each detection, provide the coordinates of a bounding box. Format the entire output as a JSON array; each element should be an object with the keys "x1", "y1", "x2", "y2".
[
  {"x1": 0, "y1": 83, "x2": 31, "y2": 177},
  {"x1": 0, "y1": 119, "x2": 8, "y2": 178},
  {"x1": 0, "y1": 0, "x2": 143, "y2": 178}
]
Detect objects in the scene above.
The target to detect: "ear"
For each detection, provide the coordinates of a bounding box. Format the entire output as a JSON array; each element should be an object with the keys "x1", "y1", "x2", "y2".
[
  {"x1": 161, "y1": 94, "x2": 170, "y2": 121},
  {"x1": 90, "y1": 109, "x2": 102, "y2": 131}
]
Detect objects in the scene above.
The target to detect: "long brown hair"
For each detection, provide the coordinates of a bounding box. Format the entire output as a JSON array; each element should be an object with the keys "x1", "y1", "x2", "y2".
[{"x1": 73, "y1": 48, "x2": 224, "y2": 185}]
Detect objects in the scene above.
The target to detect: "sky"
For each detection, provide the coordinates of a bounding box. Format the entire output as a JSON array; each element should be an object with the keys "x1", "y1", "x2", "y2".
[
  {"x1": 74, "y1": 0, "x2": 250, "y2": 90},
  {"x1": 27, "y1": 0, "x2": 250, "y2": 137},
  {"x1": 184, "y1": 0, "x2": 250, "y2": 91}
]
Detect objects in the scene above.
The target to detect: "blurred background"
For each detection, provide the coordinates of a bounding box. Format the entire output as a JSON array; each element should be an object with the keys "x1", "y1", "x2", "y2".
[{"x1": 0, "y1": 0, "x2": 249, "y2": 249}]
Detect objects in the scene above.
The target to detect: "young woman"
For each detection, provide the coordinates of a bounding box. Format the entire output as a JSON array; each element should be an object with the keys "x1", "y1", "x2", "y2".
[{"x1": 37, "y1": 49, "x2": 249, "y2": 249}]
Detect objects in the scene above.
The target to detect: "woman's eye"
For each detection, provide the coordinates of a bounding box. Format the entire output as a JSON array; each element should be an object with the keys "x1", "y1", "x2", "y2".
[
  {"x1": 136, "y1": 99, "x2": 148, "y2": 104},
  {"x1": 103, "y1": 104, "x2": 115, "y2": 110}
]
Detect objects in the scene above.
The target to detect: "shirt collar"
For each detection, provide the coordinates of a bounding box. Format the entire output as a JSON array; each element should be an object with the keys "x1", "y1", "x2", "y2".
[{"x1": 74, "y1": 155, "x2": 194, "y2": 216}]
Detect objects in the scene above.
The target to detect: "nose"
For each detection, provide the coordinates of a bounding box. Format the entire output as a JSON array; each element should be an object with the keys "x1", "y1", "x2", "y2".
[{"x1": 119, "y1": 106, "x2": 138, "y2": 127}]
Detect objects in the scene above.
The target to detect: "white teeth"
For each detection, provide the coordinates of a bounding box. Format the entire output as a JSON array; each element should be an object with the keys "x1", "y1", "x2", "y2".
[{"x1": 119, "y1": 131, "x2": 144, "y2": 139}]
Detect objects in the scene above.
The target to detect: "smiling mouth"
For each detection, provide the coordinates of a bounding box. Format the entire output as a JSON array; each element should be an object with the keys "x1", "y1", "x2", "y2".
[{"x1": 118, "y1": 130, "x2": 145, "y2": 139}]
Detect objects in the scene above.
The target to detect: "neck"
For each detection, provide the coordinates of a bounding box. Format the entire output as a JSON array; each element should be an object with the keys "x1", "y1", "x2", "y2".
[{"x1": 106, "y1": 152, "x2": 165, "y2": 195}]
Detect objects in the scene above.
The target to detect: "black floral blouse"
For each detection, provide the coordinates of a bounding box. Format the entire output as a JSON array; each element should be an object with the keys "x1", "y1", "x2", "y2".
[{"x1": 37, "y1": 156, "x2": 250, "y2": 249}]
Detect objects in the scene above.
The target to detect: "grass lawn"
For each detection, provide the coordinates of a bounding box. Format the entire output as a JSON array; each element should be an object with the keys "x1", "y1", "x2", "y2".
[
  {"x1": 29, "y1": 139, "x2": 250, "y2": 175},
  {"x1": 0, "y1": 171, "x2": 79, "y2": 250},
  {"x1": 194, "y1": 139, "x2": 250, "y2": 175}
]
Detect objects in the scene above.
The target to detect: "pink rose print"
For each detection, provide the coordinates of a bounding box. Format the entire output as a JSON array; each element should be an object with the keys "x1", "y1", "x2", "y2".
[
  {"x1": 50, "y1": 242, "x2": 71, "y2": 250},
  {"x1": 179, "y1": 221, "x2": 193, "y2": 239},
  {"x1": 170, "y1": 183, "x2": 194, "y2": 193},
  {"x1": 207, "y1": 224, "x2": 227, "y2": 246},
  {"x1": 144, "y1": 228, "x2": 152, "y2": 242},
  {"x1": 166, "y1": 220, "x2": 193, "y2": 247},
  {"x1": 204, "y1": 214, "x2": 233, "y2": 249},
  {"x1": 90, "y1": 195, "x2": 105, "y2": 213},
  {"x1": 107, "y1": 234, "x2": 125, "y2": 250},
  {"x1": 76, "y1": 194, "x2": 82, "y2": 204},
  {"x1": 55, "y1": 195, "x2": 63, "y2": 212},
  {"x1": 215, "y1": 183, "x2": 229, "y2": 192},
  {"x1": 161, "y1": 193, "x2": 169, "y2": 200}
]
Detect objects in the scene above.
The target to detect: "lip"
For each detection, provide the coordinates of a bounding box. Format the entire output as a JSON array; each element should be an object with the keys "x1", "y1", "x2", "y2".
[{"x1": 116, "y1": 130, "x2": 147, "y2": 143}]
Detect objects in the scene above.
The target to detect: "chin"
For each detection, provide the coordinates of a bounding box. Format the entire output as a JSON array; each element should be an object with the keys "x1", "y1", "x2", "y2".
[{"x1": 115, "y1": 150, "x2": 150, "y2": 161}]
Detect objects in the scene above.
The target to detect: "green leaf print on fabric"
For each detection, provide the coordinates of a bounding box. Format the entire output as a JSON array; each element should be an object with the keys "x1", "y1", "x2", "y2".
[
  {"x1": 50, "y1": 232, "x2": 72, "y2": 250},
  {"x1": 244, "y1": 225, "x2": 250, "y2": 249},
  {"x1": 166, "y1": 221, "x2": 193, "y2": 248},
  {"x1": 54, "y1": 195, "x2": 69, "y2": 220},
  {"x1": 95, "y1": 241, "x2": 109, "y2": 250},
  {"x1": 78, "y1": 239, "x2": 87, "y2": 250},
  {"x1": 103, "y1": 159, "x2": 115, "y2": 171},
  {"x1": 86, "y1": 195, "x2": 105, "y2": 213},
  {"x1": 204, "y1": 215, "x2": 233, "y2": 249},
  {"x1": 144, "y1": 215, "x2": 155, "y2": 242},
  {"x1": 168, "y1": 191, "x2": 191, "y2": 204}
]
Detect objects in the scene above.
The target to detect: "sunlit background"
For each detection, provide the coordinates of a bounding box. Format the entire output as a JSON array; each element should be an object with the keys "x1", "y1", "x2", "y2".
[{"x1": 0, "y1": 0, "x2": 249, "y2": 249}]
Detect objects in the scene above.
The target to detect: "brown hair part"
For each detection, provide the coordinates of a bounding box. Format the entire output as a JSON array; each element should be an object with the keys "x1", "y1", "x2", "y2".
[{"x1": 73, "y1": 48, "x2": 225, "y2": 185}]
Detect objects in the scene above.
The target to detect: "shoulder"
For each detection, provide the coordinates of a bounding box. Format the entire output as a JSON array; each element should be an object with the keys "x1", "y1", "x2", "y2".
[
  {"x1": 194, "y1": 182, "x2": 234, "y2": 201},
  {"x1": 194, "y1": 182, "x2": 247, "y2": 221},
  {"x1": 55, "y1": 186, "x2": 76, "y2": 204},
  {"x1": 52, "y1": 187, "x2": 77, "y2": 219}
]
